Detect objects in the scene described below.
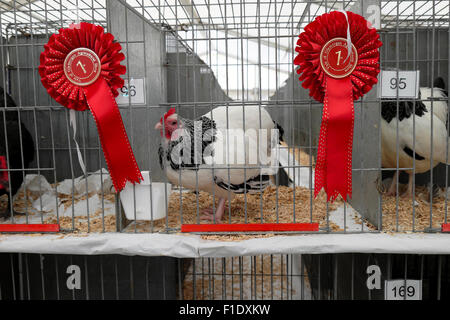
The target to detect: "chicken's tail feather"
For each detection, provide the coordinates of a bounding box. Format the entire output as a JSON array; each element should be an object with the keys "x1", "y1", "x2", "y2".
[{"x1": 273, "y1": 121, "x2": 285, "y2": 143}]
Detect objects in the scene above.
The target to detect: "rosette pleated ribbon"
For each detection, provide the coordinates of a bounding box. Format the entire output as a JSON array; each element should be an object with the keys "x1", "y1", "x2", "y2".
[
  {"x1": 39, "y1": 22, "x2": 142, "y2": 192},
  {"x1": 294, "y1": 11, "x2": 382, "y2": 202}
]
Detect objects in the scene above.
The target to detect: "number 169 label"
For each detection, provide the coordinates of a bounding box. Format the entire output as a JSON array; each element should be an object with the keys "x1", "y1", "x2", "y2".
[
  {"x1": 379, "y1": 70, "x2": 420, "y2": 99},
  {"x1": 384, "y1": 280, "x2": 422, "y2": 300}
]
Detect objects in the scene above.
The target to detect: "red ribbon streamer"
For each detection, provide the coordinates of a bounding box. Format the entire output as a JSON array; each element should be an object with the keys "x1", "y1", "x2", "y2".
[
  {"x1": 294, "y1": 11, "x2": 382, "y2": 201},
  {"x1": 315, "y1": 77, "x2": 354, "y2": 201},
  {"x1": 84, "y1": 78, "x2": 142, "y2": 191},
  {"x1": 39, "y1": 23, "x2": 142, "y2": 192}
]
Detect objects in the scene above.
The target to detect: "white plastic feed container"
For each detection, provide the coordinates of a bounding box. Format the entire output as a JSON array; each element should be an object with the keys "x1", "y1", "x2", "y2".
[{"x1": 119, "y1": 171, "x2": 171, "y2": 221}]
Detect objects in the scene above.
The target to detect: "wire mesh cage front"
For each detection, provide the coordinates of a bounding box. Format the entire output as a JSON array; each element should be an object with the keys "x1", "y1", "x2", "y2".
[
  {"x1": 0, "y1": 0, "x2": 450, "y2": 236},
  {"x1": 1, "y1": 253, "x2": 449, "y2": 300}
]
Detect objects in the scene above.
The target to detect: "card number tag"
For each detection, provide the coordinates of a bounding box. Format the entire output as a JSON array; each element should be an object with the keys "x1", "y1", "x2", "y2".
[
  {"x1": 379, "y1": 70, "x2": 420, "y2": 99},
  {"x1": 116, "y1": 78, "x2": 146, "y2": 105},
  {"x1": 384, "y1": 280, "x2": 422, "y2": 300}
]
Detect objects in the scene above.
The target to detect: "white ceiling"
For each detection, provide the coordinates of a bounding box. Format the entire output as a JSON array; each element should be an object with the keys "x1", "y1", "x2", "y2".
[{"x1": 0, "y1": 0, "x2": 447, "y2": 98}]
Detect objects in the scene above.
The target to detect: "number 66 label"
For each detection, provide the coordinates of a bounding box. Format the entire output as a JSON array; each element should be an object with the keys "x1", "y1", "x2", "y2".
[
  {"x1": 385, "y1": 280, "x2": 422, "y2": 300},
  {"x1": 379, "y1": 70, "x2": 420, "y2": 99}
]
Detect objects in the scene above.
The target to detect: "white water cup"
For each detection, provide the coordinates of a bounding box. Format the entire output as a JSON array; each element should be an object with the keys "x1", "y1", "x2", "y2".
[{"x1": 119, "y1": 171, "x2": 171, "y2": 221}]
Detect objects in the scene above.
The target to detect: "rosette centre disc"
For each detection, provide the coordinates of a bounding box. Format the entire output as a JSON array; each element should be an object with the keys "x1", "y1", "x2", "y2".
[
  {"x1": 320, "y1": 38, "x2": 358, "y2": 79},
  {"x1": 64, "y1": 48, "x2": 101, "y2": 86}
]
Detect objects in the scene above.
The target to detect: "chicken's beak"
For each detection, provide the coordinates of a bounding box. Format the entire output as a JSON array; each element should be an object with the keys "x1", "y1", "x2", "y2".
[{"x1": 154, "y1": 122, "x2": 162, "y2": 130}]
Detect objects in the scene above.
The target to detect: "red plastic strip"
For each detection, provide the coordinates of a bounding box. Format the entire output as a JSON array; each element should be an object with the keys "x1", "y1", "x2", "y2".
[
  {"x1": 442, "y1": 224, "x2": 450, "y2": 233},
  {"x1": 181, "y1": 223, "x2": 319, "y2": 233},
  {"x1": 0, "y1": 224, "x2": 60, "y2": 233}
]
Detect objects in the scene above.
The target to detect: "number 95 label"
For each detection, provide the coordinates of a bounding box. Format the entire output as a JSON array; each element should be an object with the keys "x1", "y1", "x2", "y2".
[
  {"x1": 385, "y1": 280, "x2": 422, "y2": 300},
  {"x1": 379, "y1": 70, "x2": 420, "y2": 99}
]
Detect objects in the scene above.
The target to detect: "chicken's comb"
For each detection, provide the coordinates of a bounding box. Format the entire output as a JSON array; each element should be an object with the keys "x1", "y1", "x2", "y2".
[
  {"x1": 0, "y1": 156, "x2": 8, "y2": 187},
  {"x1": 160, "y1": 107, "x2": 176, "y2": 123}
]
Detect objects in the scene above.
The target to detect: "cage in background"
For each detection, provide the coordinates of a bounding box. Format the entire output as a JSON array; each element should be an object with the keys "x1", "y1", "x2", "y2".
[
  {"x1": 0, "y1": 0, "x2": 449, "y2": 301},
  {"x1": 3, "y1": 0, "x2": 450, "y2": 233},
  {"x1": 1, "y1": 252, "x2": 449, "y2": 300}
]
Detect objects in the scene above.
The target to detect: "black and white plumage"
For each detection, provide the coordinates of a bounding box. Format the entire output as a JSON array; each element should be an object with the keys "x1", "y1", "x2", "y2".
[
  {"x1": 156, "y1": 105, "x2": 280, "y2": 222},
  {"x1": 381, "y1": 77, "x2": 450, "y2": 196}
]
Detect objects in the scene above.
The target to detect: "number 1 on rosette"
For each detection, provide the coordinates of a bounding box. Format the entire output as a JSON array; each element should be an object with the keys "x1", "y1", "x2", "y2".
[
  {"x1": 294, "y1": 11, "x2": 382, "y2": 202},
  {"x1": 39, "y1": 22, "x2": 143, "y2": 192}
]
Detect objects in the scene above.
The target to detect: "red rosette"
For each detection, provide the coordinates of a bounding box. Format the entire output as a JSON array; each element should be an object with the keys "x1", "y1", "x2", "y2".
[
  {"x1": 294, "y1": 11, "x2": 382, "y2": 103},
  {"x1": 38, "y1": 22, "x2": 142, "y2": 192},
  {"x1": 294, "y1": 11, "x2": 382, "y2": 202},
  {"x1": 39, "y1": 22, "x2": 126, "y2": 111}
]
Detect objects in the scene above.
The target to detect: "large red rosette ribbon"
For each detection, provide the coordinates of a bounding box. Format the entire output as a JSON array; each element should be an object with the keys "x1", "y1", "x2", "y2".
[
  {"x1": 39, "y1": 22, "x2": 142, "y2": 192},
  {"x1": 294, "y1": 11, "x2": 382, "y2": 202}
]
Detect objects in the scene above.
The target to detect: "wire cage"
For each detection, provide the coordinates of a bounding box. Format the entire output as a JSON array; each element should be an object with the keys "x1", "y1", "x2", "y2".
[
  {"x1": 0, "y1": 252, "x2": 449, "y2": 300},
  {"x1": 0, "y1": 0, "x2": 450, "y2": 301},
  {"x1": 1, "y1": 0, "x2": 450, "y2": 233}
]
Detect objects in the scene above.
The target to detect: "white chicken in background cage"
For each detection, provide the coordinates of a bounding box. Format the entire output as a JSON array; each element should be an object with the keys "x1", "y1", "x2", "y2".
[
  {"x1": 381, "y1": 77, "x2": 450, "y2": 197},
  {"x1": 155, "y1": 105, "x2": 284, "y2": 223}
]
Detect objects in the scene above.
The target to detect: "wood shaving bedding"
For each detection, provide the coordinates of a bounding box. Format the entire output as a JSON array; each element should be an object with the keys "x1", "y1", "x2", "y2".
[
  {"x1": 1, "y1": 188, "x2": 118, "y2": 233},
  {"x1": 44, "y1": 215, "x2": 117, "y2": 233},
  {"x1": 125, "y1": 185, "x2": 341, "y2": 239},
  {"x1": 1, "y1": 149, "x2": 449, "y2": 238},
  {"x1": 182, "y1": 254, "x2": 302, "y2": 300},
  {"x1": 3, "y1": 183, "x2": 449, "y2": 237},
  {"x1": 48, "y1": 183, "x2": 450, "y2": 236},
  {"x1": 365, "y1": 185, "x2": 449, "y2": 232}
]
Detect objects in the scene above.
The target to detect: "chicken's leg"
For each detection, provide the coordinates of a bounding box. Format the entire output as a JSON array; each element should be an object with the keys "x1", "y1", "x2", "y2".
[
  {"x1": 386, "y1": 171, "x2": 399, "y2": 196},
  {"x1": 401, "y1": 172, "x2": 414, "y2": 198},
  {"x1": 201, "y1": 198, "x2": 227, "y2": 223}
]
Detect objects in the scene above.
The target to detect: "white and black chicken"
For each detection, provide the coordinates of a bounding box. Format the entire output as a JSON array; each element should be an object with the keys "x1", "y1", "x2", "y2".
[
  {"x1": 155, "y1": 106, "x2": 282, "y2": 222},
  {"x1": 381, "y1": 77, "x2": 450, "y2": 197}
]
